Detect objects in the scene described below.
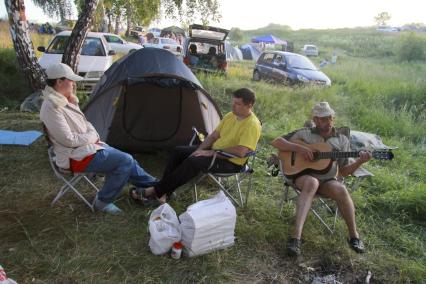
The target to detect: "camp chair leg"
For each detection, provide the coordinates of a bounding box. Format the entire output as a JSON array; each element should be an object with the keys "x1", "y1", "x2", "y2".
[
  {"x1": 51, "y1": 175, "x2": 83, "y2": 206},
  {"x1": 208, "y1": 173, "x2": 242, "y2": 207},
  {"x1": 311, "y1": 208, "x2": 334, "y2": 234},
  {"x1": 244, "y1": 172, "x2": 254, "y2": 207},
  {"x1": 51, "y1": 174, "x2": 98, "y2": 212},
  {"x1": 279, "y1": 184, "x2": 290, "y2": 216},
  {"x1": 235, "y1": 175, "x2": 244, "y2": 206}
]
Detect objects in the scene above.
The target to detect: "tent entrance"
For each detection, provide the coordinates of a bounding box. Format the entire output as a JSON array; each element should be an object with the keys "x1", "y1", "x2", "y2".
[
  {"x1": 121, "y1": 83, "x2": 182, "y2": 142},
  {"x1": 106, "y1": 82, "x2": 207, "y2": 151}
]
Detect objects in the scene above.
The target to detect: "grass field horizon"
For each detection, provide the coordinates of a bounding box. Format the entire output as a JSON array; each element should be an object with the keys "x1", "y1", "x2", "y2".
[{"x1": 0, "y1": 21, "x2": 425, "y2": 283}]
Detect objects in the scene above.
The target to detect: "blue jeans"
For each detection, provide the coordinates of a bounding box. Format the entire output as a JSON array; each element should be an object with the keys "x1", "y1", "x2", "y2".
[{"x1": 85, "y1": 144, "x2": 157, "y2": 203}]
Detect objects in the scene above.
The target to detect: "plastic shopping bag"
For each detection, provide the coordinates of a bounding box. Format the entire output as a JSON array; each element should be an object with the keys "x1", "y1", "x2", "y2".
[{"x1": 148, "y1": 203, "x2": 181, "y2": 255}]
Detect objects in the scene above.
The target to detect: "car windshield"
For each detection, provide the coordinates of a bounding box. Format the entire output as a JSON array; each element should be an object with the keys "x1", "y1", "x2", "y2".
[
  {"x1": 104, "y1": 35, "x2": 122, "y2": 43},
  {"x1": 286, "y1": 54, "x2": 317, "y2": 70},
  {"x1": 47, "y1": 36, "x2": 106, "y2": 56}
]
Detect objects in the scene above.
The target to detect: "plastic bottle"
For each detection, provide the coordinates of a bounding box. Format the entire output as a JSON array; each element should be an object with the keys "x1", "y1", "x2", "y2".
[{"x1": 171, "y1": 242, "x2": 183, "y2": 259}]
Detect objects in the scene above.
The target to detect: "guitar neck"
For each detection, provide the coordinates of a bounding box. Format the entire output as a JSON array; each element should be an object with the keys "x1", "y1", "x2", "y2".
[{"x1": 315, "y1": 151, "x2": 359, "y2": 160}]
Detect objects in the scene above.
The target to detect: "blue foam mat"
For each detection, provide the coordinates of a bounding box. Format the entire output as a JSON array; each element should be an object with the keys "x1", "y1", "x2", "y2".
[{"x1": 0, "y1": 130, "x2": 43, "y2": 146}]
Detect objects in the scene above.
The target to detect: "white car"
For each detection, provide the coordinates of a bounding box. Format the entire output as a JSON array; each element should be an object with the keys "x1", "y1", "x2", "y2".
[
  {"x1": 38, "y1": 31, "x2": 114, "y2": 93},
  {"x1": 376, "y1": 26, "x2": 399, "y2": 32},
  {"x1": 103, "y1": 33, "x2": 142, "y2": 54},
  {"x1": 143, "y1": 37, "x2": 182, "y2": 56},
  {"x1": 301, "y1": 44, "x2": 319, "y2": 57}
]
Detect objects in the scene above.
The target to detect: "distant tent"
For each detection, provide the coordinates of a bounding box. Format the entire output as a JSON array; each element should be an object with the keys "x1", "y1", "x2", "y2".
[
  {"x1": 84, "y1": 48, "x2": 221, "y2": 152},
  {"x1": 225, "y1": 42, "x2": 243, "y2": 61},
  {"x1": 251, "y1": 34, "x2": 287, "y2": 45},
  {"x1": 239, "y1": 44, "x2": 262, "y2": 61},
  {"x1": 160, "y1": 26, "x2": 186, "y2": 37}
]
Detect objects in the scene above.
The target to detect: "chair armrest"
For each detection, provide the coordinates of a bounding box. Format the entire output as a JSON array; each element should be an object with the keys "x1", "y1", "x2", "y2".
[{"x1": 207, "y1": 150, "x2": 256, "y2": 170}]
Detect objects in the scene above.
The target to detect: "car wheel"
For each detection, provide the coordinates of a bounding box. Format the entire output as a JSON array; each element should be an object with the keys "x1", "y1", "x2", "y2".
[
  {"x1": 129, "y1": 49, "x2": 136, "y2": 54},
  {"x1": 253, "y1": 70, "x2": 261, "y2": 81}
]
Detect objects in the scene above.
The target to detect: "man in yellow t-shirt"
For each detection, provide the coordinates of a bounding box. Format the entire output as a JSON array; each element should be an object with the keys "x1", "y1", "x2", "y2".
[{"x1": 131, "y1": 88, "x2": 261, "y2": 204}]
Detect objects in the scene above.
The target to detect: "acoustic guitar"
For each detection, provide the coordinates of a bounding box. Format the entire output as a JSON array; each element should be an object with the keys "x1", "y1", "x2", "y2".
[{"x1": 278, "y1": 141, "x2": 394, "y2": 178}]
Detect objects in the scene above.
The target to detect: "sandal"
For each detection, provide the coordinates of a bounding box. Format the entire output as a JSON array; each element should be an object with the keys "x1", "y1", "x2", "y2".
[
  {"x1": 348, "y1": 237, "x2": 365, "y2": 253},
  {"x1": 129, "y1": 187, "x2": 159, "y2": 206}
]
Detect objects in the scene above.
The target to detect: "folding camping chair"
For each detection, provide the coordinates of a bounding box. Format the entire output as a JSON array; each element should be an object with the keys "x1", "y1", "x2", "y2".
[
  {"x1": 190, "y1": 127, "x2": 257, "y2": 207},
  {"x1": 43, "y1": 125, "x2": 100, "y2": 212},
  {"x1": 277, "y1": 158, "x2": 339, "y2": 233},
  {"x1": 276, "y1": 159, "x2": 373, "y2": 233}
]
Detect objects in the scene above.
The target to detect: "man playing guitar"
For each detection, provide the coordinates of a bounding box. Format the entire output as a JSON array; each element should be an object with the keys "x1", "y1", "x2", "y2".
[{"x1": 271, "y1": 102, "x2": 371, "y2": 256}]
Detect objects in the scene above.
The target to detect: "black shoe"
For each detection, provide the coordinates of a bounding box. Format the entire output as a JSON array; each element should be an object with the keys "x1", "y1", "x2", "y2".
[
  {"x1": 287, "y1": 237, "x2": 301, "y2": 256},
  {"x1": 348, "y1": 237, "x2": 365, "y2": 253},
  {"x1": 129, "y1": 187, "x2": 159, "y2": 206}
]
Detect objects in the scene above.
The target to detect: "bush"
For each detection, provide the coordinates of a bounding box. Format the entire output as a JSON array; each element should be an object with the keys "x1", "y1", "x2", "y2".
[{"x1": 397, "y1": 32, "x2": 426, "y2": 62}]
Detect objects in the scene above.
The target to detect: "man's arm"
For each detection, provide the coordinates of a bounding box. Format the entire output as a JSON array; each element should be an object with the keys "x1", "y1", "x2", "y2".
[
  {"x1": 271, "y1": 137, "x2": 314, "y2": 161},
  {"x1": 218, "y1": 145, "x2": 251, "y2": 158},
  {"x1": 339, "y1": 151, "x2": 371, "y2": 177},
  {"x1": 191, "y1": 130, "x2": 220, "y2": 157}
]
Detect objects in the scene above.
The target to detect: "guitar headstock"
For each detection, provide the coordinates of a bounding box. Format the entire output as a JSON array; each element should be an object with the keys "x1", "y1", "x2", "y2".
[{"x1": 372, "y1": 150, "x2": 394, "y2": 160}]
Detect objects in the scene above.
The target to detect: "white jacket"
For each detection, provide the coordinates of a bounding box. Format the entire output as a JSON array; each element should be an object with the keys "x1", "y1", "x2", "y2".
[{"x1": 40, "y1": 86, "x2": 104, "y2": 169}]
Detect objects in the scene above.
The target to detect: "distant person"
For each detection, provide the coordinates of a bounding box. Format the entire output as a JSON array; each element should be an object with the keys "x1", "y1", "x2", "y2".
[
  {"x1": 139, "y1": 34, "x2": 145, "y2": 45},
  {"x1": 40, "y1": 63, "x2": 158, "y2": 214},
  {"x1": 206, "y1": 46, "x2": 218, "y2": 66},
  {"x1": 146, "y1": 32, "x2": 154, "y2": 43},
  {"x1": 188, "y1": 44, "x2": 199, "y2": 65},
  {"x1": 331, "y1": 51, "x2": 338, "y2": 64}
]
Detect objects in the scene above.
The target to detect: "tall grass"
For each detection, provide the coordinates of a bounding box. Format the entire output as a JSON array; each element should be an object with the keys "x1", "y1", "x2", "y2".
[{"x1": 1, "y1": 20, "x2": 426, "y2": 282}]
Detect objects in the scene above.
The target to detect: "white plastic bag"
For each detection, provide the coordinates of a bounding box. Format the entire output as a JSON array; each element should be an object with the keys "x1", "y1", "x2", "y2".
[
  {"x1": 148, "y1": 203, "x2": 181, "y2": 255},
  {"x1": 179, "y1": 191, "x2": 236, "y2": 257}
]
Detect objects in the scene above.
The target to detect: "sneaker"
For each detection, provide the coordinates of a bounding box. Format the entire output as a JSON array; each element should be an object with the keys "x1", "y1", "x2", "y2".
[
  {"x1": 287, "y1": 237, "x2": 301, "y2": 256},
  {"x1": 348, "y1": 237, "x2": 365, "y2": 253},
  {"x1": 94, "y1": 198, "x2": 122, "y2": 215}
]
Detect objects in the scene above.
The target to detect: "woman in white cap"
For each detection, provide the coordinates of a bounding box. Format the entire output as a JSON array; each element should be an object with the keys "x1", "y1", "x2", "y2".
[
  {"x1": 271, "y1": 101, "x2": 371, "y2": 256},
  {"x1": 40, "y1": 63, "x2": 157, "y2": 214}
]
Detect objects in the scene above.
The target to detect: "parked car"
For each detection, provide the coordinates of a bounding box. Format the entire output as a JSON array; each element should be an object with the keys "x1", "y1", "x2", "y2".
[
  {"x1": 376, "y1": 26, "x2": 399, "y2": 32},
  {"x1": 302, "y1": 44, "x2": 319, "y2": 57},
  {"x1": 102, "y1": 33, "x2": 142, "y2": 54},
  {"x1": 130, "y1": 26, "x2": 144, "y2": 38},
  {"x1": 183, "y1": 24, "x2": 229, "y2": 74},
  {"x1": 37, "y1": 31, "x2": 115, "y2": 93},
  {"x1": 143, "y1": 37, "x2": 182, "y2": 56},
  {"x1": 253, "y1": 51, "x2": 331, "y2": 86}
]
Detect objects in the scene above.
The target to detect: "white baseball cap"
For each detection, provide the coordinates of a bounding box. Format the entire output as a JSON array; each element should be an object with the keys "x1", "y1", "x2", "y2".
[
  {"x1": 45, "y1": 63, "x2": 83, "y2": 81},
  {"x1": 312, "y1": 102, "x2": 335, "y2": 117}
]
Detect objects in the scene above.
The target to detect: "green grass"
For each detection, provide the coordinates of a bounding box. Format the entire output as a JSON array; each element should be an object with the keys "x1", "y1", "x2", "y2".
[{"x1": 1, "y1": 20, "x2": 426, "y2": 282}]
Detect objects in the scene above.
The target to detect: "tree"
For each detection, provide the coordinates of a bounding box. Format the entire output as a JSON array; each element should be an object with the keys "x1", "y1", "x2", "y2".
[
  {"x1": 374, "y1": 12, "x2": 391, "y2": 26},
  {"x1": 5, "y1": 0, "x2": 46, "y2": 91},
  {"x1": 32, "y1": 0, "x2": 73, "y2": 25},
  {"x1": 229, "y1": 27, "x2": 243, "y2": 43},
  {"x1": 62, "y1": 0, "x2": 99, "y2": 72}
]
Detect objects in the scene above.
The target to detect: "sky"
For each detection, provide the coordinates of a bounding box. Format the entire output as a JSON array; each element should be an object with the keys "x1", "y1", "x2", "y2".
[{"x1": 0, "y1": 0, "x2": 425, "y2": 30}]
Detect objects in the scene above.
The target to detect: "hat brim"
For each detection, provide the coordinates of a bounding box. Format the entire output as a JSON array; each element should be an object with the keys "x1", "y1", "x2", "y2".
[
  {"x1": 313, "y1": 110, "x2": 335, "y2": 117},
  {"x1": 65, "y1": 73, "x2": 84, "y2": 81}
]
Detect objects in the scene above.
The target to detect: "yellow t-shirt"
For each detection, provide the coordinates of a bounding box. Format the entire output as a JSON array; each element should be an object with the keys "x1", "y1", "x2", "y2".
[{"x1": 212, "y1": 112, "x2": 261, "y2": 165}]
